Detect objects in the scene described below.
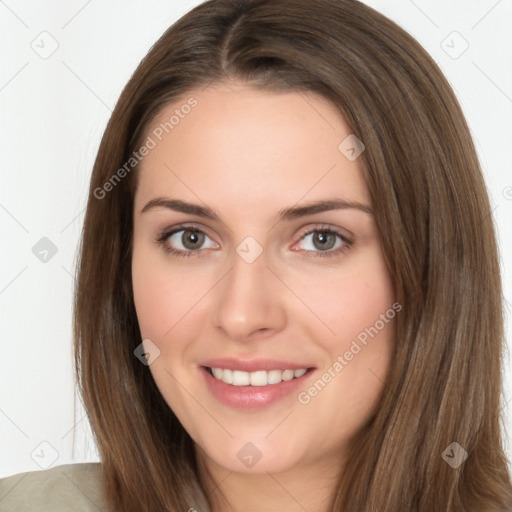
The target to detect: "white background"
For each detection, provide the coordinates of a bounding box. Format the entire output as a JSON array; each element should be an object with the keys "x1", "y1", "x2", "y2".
[{"x1": 1, "y1": 0, "x2": 511, "y2": 479}]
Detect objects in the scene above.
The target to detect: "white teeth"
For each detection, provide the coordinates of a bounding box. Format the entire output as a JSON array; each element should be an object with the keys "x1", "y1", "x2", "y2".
[
  {"x1": 267, "y1": 369, "x2": 283, "y2": 384},
  {"x1": 232, "y1": 370, "x2": 250, "y2": 386},
  {"x1": 223, "y1": 368, "x2": 233, "y2": 384},
  {"x1": 209, "y1": 367, "x2": 309, "y2": 386},
  {"x1": 282, "y1": 369, "x2": 294, "y2": 381},
  {"x1": 249, "y1": 371, "x2": 267, "y2": 386}
]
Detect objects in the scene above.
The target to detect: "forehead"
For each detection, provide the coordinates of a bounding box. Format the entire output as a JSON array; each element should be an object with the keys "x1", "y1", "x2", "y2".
[{"x1": 134, "y1": 82, "x2": 371, "y2": 215}]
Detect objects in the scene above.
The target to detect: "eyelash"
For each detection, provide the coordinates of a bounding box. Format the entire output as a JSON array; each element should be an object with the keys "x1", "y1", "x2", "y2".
[
  {"x1": 154, "y1": 223, "x2": 353, "y2": 259},
  {"x1": 293, "y1": 224, "x2": 353, "y2": 258},
  {"x1": 154, "y1": 224, "x2": 215, "y2": 258}
]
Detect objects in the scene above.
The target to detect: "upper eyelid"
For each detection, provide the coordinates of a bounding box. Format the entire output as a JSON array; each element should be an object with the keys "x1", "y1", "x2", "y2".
[
  {"x1": 162, "y1": 222, "x2": 217, "y2": 239},
  {"x1": 160, "y1": 222, "x2": 348, "y2": 236},
  {"x1": 297, "y1": 224, "x2": 349, "y2": 237}
]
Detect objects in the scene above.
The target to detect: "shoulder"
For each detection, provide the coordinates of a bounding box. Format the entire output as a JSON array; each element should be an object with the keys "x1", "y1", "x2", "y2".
[{"x1": 0, "y1": 462, "x2": 108, "y2": 512}]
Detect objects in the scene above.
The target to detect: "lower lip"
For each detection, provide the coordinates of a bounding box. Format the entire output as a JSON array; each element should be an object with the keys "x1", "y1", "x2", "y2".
[{"x1": 200, "y1": 366, "x2": 315, "y2": 410}]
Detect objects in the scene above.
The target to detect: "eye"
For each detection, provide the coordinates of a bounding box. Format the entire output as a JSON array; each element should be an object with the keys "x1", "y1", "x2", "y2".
[
  {"x1": 156, "y1": 226, "x2": 219, "y2": 256},
  {"x1": 293, "y1": 228, "x2": 352, "y2": 256}
]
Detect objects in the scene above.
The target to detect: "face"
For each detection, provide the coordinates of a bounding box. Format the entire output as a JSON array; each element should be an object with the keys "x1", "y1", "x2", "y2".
[{"x1": 131, "y1": 81, "x2": 397, "y2": 476}]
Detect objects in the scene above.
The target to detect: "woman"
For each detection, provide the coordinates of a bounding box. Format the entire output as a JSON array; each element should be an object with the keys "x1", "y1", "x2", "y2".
[{"x1": 1, "y1": 0, "x2": 511, "y2": 511}]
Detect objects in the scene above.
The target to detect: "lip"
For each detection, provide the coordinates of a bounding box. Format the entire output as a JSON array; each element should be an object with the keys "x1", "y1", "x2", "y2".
[
  {"x1": 198, "y1": 360, "x2": 316, "y2": 410},
  {"x1": 199, "y1": 357, "x2": 314, "y2": 372}
]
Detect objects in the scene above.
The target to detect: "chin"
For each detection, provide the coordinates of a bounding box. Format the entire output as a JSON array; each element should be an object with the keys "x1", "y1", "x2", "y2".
[{"x1": 197, "y1": 438, "x2": 301, "y2": 475}]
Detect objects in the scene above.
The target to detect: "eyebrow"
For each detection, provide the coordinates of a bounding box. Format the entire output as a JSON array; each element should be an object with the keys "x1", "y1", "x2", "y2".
[
  {"x1": 277, "y1": 199, "x2": 373, "y2": 220},
  {"x1": 140, "y1": 197, "x2": 373, "y2": 220},
  {"x1": 141, "y1": 198, "x2": 220, "y2": 220}
]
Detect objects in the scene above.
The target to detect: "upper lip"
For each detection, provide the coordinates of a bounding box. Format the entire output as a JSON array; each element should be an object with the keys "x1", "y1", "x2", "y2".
[{"x1": 200, "y1": 358, "x2": 315, "y2": 372}]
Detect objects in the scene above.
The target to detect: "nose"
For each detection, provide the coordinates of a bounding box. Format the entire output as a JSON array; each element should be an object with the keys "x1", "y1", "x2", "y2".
[{"x1": 212, "y1": 246, "x2": 287, "y2": 342}]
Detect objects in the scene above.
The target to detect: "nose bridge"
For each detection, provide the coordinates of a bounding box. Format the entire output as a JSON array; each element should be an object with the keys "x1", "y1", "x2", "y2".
[
  {"x1": 212, "y1": 241, "x2": 286, "y2": 339},
  {"x1": 222, "y1": 244, "x2": 270, "y2": 311},
  {"x1": 226, "y1": 253, "x2": 263, "y2": 296}
]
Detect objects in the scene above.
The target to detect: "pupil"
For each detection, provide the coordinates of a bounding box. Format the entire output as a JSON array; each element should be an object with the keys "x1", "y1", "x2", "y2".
[
  {"x1": 313, "y1": 231, "x2": 335, "y2": 251},
  {"x1": 183, "y1": 230, "x2": 204, "y2": 250}
]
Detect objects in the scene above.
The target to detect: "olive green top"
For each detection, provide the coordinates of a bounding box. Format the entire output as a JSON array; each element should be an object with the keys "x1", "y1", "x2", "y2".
[{"x1": 0, "y1": 463, "x2": 108, "y2": 511}]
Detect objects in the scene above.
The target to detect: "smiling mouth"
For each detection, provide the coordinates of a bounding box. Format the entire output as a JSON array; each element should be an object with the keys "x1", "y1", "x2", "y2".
[{"x1": 204, "y1": 366, "x2": 313, "y2": 386}]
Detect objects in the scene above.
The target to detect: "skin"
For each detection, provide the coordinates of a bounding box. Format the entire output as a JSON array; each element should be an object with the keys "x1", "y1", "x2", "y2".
[{"x1": 131, "y1": 80, "x2": 397, "y2": 512}]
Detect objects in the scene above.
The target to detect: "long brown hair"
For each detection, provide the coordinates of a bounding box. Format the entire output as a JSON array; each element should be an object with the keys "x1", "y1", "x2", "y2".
[{"x1": 73, "y1": 0, "x2": 512, "y2": 510}]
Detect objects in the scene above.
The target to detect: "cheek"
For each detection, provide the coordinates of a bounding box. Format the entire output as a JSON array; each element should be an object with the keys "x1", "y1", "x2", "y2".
[
  {"x1": 131, "y1": 243, "x2": 207, "y2": 340},
  {"x1": 330, "y1": 271, "x2": 395, "y2": 342},
  {"x1": 291, "y1": 252, "x2": 396, "y2": 419},
  {"x1": 292, "y1": 254, "x2": 396, "y2": 350},
  {"x1": 132, "y1": 257, "x2": 173, "y2": 339}
]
